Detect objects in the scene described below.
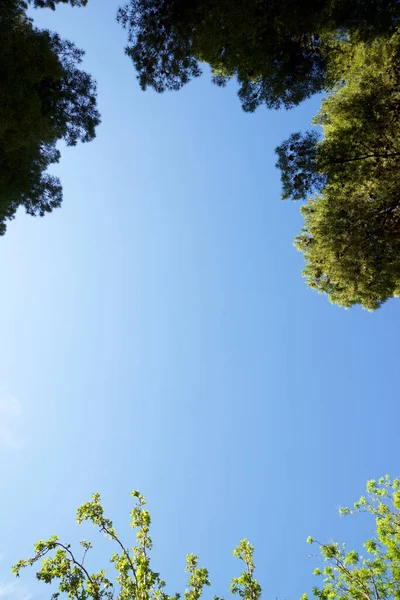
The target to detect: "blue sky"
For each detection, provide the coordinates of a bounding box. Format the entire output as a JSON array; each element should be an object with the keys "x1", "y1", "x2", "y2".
[{"x1": 1, "y1": 2, "x2": 399, "y2": 599}]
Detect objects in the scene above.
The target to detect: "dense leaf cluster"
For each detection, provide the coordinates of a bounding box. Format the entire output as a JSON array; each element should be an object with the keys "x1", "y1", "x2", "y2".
[
  {"x1": 0, "y1": 0, "x2": 99, "y2": 234},
  {"x1": 117, "y1": 0, "x2": 399, "y2": 111},
  {"x1": 276, "y1": 32, "x2": 400, "y2": 310}
]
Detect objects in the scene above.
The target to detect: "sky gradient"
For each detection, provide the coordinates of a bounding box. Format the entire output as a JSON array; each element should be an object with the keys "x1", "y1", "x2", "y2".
[{"x1": 1, "y1": 2, "x2": 399, "y2": 600}]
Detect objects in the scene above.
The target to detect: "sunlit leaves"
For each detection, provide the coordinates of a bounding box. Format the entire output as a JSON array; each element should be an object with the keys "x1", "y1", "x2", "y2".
[
  {"x1": 277, "y1": 31, "x2": 400, "y2": 310},
  {"x1": 117, "y1": 0, "x2": 399, "y2": 112},
  {"x1": 14, "y1": 491, "x2": 261, "y2": 600},
  {"x1": 230, "y1": 540, "x2": 261, "y2": 600},
  {"x1": 305, "y1": 477, "x2": 400, "y2": 600}
]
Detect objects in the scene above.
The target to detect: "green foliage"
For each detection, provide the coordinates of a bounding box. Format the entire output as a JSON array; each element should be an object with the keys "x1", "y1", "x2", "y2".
[
  {"x1": 0, "y1": 1, "x2": 99, "y2": 234},
  {"x1": 306, "y1": 476, "x2": 400, "y2": 600},
  {"x1": 117, "y1": 0, "x2": 399, "y2": 111},
  {"x1": 230, "y1": 540, "x2": 261, "y2": 600},
  {"x1": 276, "y1": 30, "x2": 400, "y2": 310},
  {"x1": 275, "y1": 132, "x2": 326, "y2": 202},
  {"x1": 13, "y1": 490, "x2": 261, "y2": 600},
  {"x1": 31, "y1": 0, "x2": 88, "y2": 7},
  {"x1": 25, "y1": 0, "x2": 88, "y2": 8},
  {"x1": 295, "y1": 183, "x2": 400, "y2": 310}
]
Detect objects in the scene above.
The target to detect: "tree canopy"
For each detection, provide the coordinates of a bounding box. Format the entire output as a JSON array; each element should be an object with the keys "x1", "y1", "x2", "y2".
[
  {"x1": 13, "y1": 476, "x2": 400, "y2": 600},
  {"x1": 24, "y1": 0, "x2": 87, "y2": 8},
  {"x1": 305, "y1": 476, "x2": 400, "y2": 600},
  {"x1": 117, "y1": 0, "x2": 400, "y2": 111},
  {"x1": 3, "y1": 0, "x2": 400, "y2": 311},
  {"x1": 0, "y1": 1, "x2": 99, "y2": 234},
  {"x1": 13, "y1": 490, "x2": 261, "y2": 600},
  {"x1": 276, "y1": 31, "x2": 400, "y2": 310}
]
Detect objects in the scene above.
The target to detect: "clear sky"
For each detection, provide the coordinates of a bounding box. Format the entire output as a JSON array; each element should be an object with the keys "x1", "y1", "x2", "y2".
[{"x1": 1, "y1": 2, "x2": 399, "y2": 600}]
